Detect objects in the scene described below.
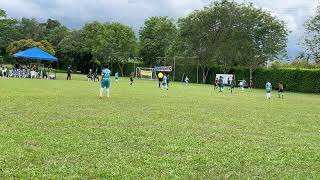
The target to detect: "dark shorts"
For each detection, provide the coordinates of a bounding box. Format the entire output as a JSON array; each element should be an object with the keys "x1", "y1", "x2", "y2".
[
  {"x1": 279, "y1": 90, "x2": 283, "y2": 93},
  {"x1": 101, "y1": 79, "x2": 110, "y2": 88},
  {"x1": 130, "y1": 77, "x2": 133, "y2": 82},
  {"x1": 159, "y1": 78, "x2": 163, "y2": 82}
]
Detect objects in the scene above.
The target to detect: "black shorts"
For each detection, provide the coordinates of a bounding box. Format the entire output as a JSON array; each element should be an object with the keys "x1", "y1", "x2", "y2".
[
  {"x1": 159, "y1": 78, "x2": 163, "y2": 82},
  {"x1": 130, "y1": 77, "x2": 133, "y2": 82},
  {"x1": 279, "y1": 90, "x2": 284, "y2": 93}
]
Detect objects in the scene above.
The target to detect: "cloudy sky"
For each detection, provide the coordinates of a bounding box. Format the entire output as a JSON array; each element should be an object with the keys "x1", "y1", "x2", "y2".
[{"x1": 0, "y1": 0, "x2": 319, "y2": 58}]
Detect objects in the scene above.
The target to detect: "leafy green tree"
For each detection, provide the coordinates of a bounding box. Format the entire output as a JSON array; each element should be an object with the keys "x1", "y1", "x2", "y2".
[
  {"x1": 178, "y1": 0, "x2": 288, "y2": 82},
  {"x1": 139, "y1": 16, "x2": 177, "y2": 66},
  {"x1": 0, "y1": 9, "x2": 19, "y2": 54},
  {"x1": 16, "y1": 18, "x2": 47, "y2": 41},
  {"x1": 304, "y1": 5, "x2": 320, "y2": 64},
  {"x1": 6, "y1": 39, "x2": 55, "y2": 55},
  {"x1": 46, "y1": 25, "x2": 69, "y2": 49},
  {"x1": 93, "y1": 22, "x2": 137, "y2": 76}
]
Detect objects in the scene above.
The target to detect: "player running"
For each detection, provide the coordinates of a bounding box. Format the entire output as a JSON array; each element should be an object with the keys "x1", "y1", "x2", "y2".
[
  {"x1": 100, "y1": 65, "x2": 111, "y2": 99},
  {"x1": 130, "y1": 72, "x2": 134, "y2": 85},
  {"x1": 265, "y1": 81, "x2": 272, "y2": 99},
  {"x1": 278, "y1": 83, "x2": 284, "y2": 99},
  {"x1": 162, "y1": 74, "x2": 168, "y2": 90},
  {"x1": 158, "y1": 72, "x2": 164, "y2": 88}
]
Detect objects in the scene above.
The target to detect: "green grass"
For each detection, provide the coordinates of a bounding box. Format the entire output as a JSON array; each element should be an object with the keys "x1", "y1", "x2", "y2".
[{"x1": 0, "y1": 74, "x2": 320, "y2": 179}]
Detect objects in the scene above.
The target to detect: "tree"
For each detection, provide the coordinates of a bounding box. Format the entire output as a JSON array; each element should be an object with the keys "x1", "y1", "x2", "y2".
[
  {"x1": 178, "y1": 0, "x2": 287, "y2": 83},
  {"x1": 6, "y1": 39, "x2": 55, "y2": 55},
  {"x1": 0, "y1": 9, "x2": 19, "y2": 54},
  {"x1": 304, "y1": 5, "x2": 320, "y2": 64},
  {"x1": 16, "y1": 18, "x2": 47, "y2": 41},
  {"x1": 58, "y1": 30, "x2": 85, "y2": 70},
  {"x1": 236, "y1": 3, "x2": 288, "y2": 79},
  {"x1": 139, "y1": 16, "x2": 177, "y2": 66},
  {"x1": 46, "y1": 25, "x2": 69, "y2": 49}
]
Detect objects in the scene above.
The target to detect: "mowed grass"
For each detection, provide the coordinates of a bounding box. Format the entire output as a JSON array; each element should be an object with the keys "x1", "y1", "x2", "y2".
[{"x1": 0, "y1": 74, "x2": 319, "y2": 179}]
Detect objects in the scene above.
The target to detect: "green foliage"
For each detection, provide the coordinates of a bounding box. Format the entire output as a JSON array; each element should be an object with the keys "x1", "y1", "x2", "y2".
[
  {"x1": 304, "y1": 5, "x2": 320, "y2": 62},
  {"x1": 6, "y1": 39, "x2": 55, "y2": 55},
  {"x1": 139, "y1": 16, "x2": 177, "y2": 66},
  {"x1": 177, "y1": 0, "x2": 288, "y2": 82},
  {"x1": 0, "y1": 9, "x2": 19, "y2": 52},
  {"x1": 93, "y1": 22, "x2": 137, "y2": 76},
  {"x1": 46, "y1": 25, "x2": 69, "y2": 48}
]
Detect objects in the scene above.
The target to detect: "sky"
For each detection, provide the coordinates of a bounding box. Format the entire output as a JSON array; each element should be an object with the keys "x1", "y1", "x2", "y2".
[{"x1": 0, "y1": 0, "x2": 319, "y2": 59}]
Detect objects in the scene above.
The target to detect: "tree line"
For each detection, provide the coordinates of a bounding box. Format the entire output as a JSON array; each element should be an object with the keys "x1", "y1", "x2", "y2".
[{"x1": 1, "y1": 0, "x2": 319, "y2": 81}]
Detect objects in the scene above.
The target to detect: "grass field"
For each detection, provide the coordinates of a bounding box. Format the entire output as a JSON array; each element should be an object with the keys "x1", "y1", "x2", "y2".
[{"x1": 0, "y1": 74, "x2": 320, "y2": 179}]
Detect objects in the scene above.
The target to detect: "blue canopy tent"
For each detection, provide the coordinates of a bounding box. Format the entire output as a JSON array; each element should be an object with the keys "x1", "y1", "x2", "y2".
[
  {"x1": 14, "y1": 47, "x2": 58, "y2": 79},
  {"x1": 14, "y1": 47, "x2": 58, "y2": 61}
]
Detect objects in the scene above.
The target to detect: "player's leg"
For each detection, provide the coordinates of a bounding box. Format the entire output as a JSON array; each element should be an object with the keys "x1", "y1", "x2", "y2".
[
  {"x1": 105, "y1": 80, "x2": 110, "y2": 98},
  {"x1": 100, "y1": 80, "x2": 106, "y2": 98}
]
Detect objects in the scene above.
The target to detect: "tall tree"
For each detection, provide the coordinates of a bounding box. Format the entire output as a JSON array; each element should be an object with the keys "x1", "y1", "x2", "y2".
[
  {"x1": 46, "y1": 25, "x2": 69, "y2": 49},
  {"x1": 304, "y1": 5, "x2": 320, "y2": 64},
  {"x1": 0, "y1": 9, "x2": 19, "y2": 55},
  {"x1": 93, "y1": 22, "x2": 137, "y2": 76},
  {"x1": 139, "y1": 16, "x2": 177, "y2": 66},
  {"x1": 178, "y1": 0, "x2": 287, "y2": 83}
]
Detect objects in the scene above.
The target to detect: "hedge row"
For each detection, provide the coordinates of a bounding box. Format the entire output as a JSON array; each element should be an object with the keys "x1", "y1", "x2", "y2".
[
  {"x1": 113, "y1": 64, "x2": 320, "y2": 93},
  {"x1": 172, "y1": 65, "x2": 320, "y2": 93}
]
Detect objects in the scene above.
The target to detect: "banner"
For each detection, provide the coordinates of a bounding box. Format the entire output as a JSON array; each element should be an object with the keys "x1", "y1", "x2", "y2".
[
  {"x1": 154, "y1": 66, "x2": 172, "y2": 72},
  {"x1": 140, "y1": 70, "x2": 152, "y2": 77}
]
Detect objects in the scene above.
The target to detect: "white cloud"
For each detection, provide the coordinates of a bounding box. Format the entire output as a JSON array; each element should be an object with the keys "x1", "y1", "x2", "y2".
[{"x1": 0, "y1": 0, "x2": 318, "y2": 57}]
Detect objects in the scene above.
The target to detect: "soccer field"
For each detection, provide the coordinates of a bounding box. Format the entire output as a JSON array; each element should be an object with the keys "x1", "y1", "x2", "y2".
[{"x1": 0, "y1": 74, "x2": 319, "y2": 179}]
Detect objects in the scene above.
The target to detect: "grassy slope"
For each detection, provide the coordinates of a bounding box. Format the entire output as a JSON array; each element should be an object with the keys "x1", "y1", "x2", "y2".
[{"x1": 0, "y1": 74, "x2": 319, "y2": 179}]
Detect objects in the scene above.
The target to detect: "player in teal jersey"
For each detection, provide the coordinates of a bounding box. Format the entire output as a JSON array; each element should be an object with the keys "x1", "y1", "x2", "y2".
[
  {"x1": 100, "y1": 65, "x2": 111, "y2": 98},
  {"x1": 265, "y1": 81, "x2": 272, "y2": 99}
]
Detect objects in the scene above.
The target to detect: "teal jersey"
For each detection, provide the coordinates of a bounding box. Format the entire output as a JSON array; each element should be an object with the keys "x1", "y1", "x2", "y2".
[
  {"x1": 101, "y1": 68, "x2": 111, "y2": 80},
  {"x1": 266, "y1": 82, "x2": 271, "y2": 91}
]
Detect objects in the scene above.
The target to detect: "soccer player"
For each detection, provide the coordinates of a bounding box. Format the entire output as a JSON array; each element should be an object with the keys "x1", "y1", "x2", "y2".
[
  {"x1": 158, "y1": 72, "x2": 164, "y2": 88},
  {"x1": 266, "y1": 81, "x2": 272, "y2": 99},
  {"x1": 67, "y1": 65, "x2": 72, "y2": 80},
  {"x1": 185, "y1": 76, "x2": 189, "y2": 86},
  {"x1": 219, "y1": 76, "x2": 224, "y2": 92},
  {"x1": 115, "y1": 72, "x2": 119, "y2": 82},
  {"x1": 278, "y1": 83, "x2": 284, "y2": 99},
  {"x1": 162, "y1": 74, "x2": 168, "y2": 90},
  {"x1": 214, "y1": 78, "x2": 219, "y2": 90},
  {"x1": 100, "y1": 65, "x2": 111, "y2": 99},
  {"x1": 249, "y1": 79, "x2": 253, "y2": 92},
  {"x1": 130, "y1": 72, "x2": 134, "y2": 85},
  {"x1": 230, "y1": 78, "x2": 236, "y2": 93}
]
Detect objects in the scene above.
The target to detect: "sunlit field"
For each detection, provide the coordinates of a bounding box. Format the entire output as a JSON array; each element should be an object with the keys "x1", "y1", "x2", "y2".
[{"x1": 0, "y1": 74, "x2": 319, "y2": 179}]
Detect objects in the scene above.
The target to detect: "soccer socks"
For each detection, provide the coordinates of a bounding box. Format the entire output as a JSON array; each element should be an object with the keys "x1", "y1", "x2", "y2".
[
  {"x1": 100, "y1": 88, "x2": 104, "y2": 97},
  {"x1": 100, "y1": 88, "x2": 110, "y2": 98},
  {"x1": 106, "y1": 88, "x2": 110, "y2": 98}
]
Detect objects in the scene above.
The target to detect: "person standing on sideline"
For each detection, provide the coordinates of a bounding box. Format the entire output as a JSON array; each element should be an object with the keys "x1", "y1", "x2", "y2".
[
  {"x1": 100, "y1": 65, "x2": 111, "y2": 99},
  {"x1": 249, "y1": 79, "x2": 253, "y2": 92},
  {"x1": 266, "y1": 81, "x2": 272, "y2": 99},
  {"x1": 130, "y1": 72, "x2": 134, "y2": 85},
  {"x1": 67, "y1": 65, "x2": 72, "y2": 80},
  {"x1": 278, "y1": 83, "x2": 284, "y2": 99},
  {"x1": 158, "y1": 72, "x2": 164, "y2": 88},
  {"x1": 185, "y1": 75, "x2": 189, "y2": 86}
]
